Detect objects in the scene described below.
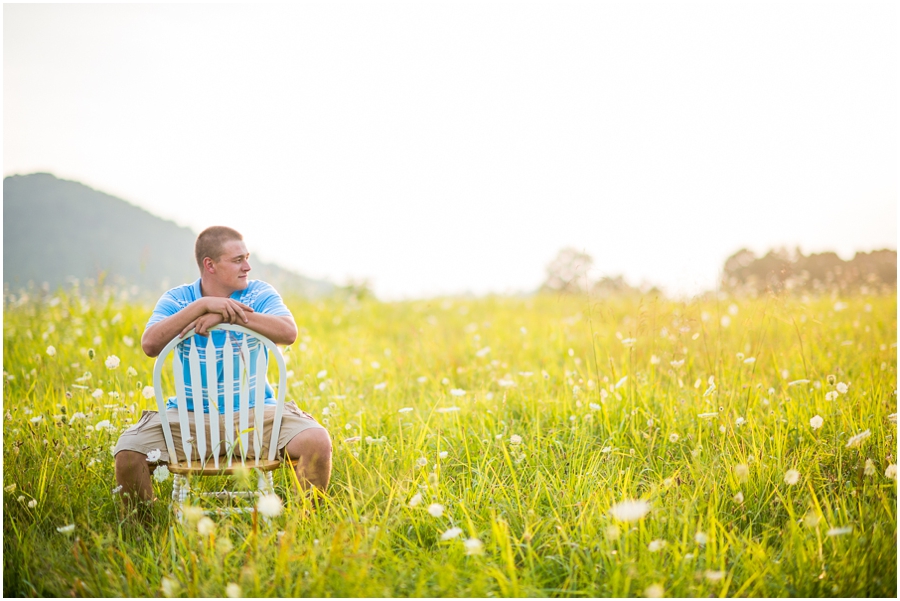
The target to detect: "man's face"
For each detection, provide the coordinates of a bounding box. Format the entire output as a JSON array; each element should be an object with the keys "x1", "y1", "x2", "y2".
[{"x1": 211, "y1": 239, "x2": 252, "y2": 292}]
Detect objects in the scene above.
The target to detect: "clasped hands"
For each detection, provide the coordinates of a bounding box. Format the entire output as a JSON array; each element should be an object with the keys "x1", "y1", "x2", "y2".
[{"x1": 179, "y1": 297, "x2": 255, "y2": 338}]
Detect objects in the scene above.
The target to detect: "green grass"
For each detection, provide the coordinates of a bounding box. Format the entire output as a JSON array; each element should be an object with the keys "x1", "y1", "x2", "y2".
[{"x1": 3, "y1": 286, "x2": 897, "y2": 597}]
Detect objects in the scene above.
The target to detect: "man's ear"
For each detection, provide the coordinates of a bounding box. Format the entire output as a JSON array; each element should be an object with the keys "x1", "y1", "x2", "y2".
[{"x1": 203, "y1": 257, "x2": 216, "y2": 274}]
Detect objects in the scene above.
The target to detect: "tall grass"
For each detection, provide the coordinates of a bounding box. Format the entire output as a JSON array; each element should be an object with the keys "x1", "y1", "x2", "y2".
[{"x1": 3, "y1": 285, "x2": 896, "y2": 597}]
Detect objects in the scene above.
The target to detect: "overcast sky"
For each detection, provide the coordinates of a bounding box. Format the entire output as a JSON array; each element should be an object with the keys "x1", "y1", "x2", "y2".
[{"x1": 4, "y1": 2, "x2": 897, "y2": 299}]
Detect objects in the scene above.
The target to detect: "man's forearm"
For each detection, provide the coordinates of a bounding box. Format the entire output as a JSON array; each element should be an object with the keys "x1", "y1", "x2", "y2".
[
  {"x1": 242, "y1": 313, "x2": 298, "y2": 346},
  {"x1": 141, "y1": 301, "x2": 210, "y2": 357}
]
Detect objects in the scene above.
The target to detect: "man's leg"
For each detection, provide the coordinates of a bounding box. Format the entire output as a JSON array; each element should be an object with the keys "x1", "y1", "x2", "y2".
[
  {"x1": 283, "y1": 428, "x2": 333, "y2": 491},
  {"x1": 115, "y1": 450, "x2": 157, "y2": 508}
]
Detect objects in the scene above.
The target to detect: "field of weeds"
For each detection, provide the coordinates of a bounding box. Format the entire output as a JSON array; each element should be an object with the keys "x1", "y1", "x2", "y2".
[{"x1": 3, "y1": 286, "x2": 896, "y2": 597}]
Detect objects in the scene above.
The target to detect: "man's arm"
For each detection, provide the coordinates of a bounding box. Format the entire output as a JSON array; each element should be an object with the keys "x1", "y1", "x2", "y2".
[
  {"x1": 177, "y1": 308, "x2": 298, "y2": 345},
  {"x1": 141, "y1": 297, "x2": 255, "y2": 357}
]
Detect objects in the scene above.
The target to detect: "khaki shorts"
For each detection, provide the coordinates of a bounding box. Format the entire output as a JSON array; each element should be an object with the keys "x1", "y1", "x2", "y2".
[{"x1": 113, "y1": 401, "x2": 326, "y2": 464}]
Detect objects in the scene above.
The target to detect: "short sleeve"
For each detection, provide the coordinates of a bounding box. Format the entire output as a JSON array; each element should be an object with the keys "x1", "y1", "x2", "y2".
[
  {"x1": 249, "y1": 281, "x2": 292, "y2": 317},
  {"x1": 146, "y1": 290, "x2": 183, "y2": 328}
]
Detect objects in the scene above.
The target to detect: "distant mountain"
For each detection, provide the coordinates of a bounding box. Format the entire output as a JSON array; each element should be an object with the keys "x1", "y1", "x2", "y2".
[{"x1": 3, "y1": 173, "x2": 333, "y2": 297}]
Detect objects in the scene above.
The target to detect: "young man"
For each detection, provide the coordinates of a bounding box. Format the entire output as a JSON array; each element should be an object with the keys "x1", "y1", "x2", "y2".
[{"x1": 113, "y1": 226, "x2": 331, "y2": 507}]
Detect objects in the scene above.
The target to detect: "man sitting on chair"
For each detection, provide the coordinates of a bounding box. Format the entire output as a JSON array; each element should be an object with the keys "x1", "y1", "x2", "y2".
[{"x1": 113, "y1": 225, "x2": 332, "y2": 508}]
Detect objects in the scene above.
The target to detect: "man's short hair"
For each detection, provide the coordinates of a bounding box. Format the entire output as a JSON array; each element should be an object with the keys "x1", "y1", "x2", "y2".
[{"x1": 195, "y1": 226, "x2": 243, "y2": 269}]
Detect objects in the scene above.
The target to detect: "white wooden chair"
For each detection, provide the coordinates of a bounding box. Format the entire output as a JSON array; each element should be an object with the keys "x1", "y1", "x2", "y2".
[{"x1": 151, "y1": 324, "x2": 293, "y2": 518}]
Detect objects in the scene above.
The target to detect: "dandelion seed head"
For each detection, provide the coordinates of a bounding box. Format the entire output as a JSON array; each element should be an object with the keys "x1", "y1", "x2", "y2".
[
  {"x1": 450, "y1": 388, "x2": 466, "y2": 396},
  {"x1": 146, "y1": 449, "x2": 162, "y2": 463},
  {"x1": 734, "y1": 463, "x2": 750, "y2": 482},
  {"x1": 695, "y1": 531, "x2": 708, "y2": 545},
  {"x1": 885, "y1": 464, "x2": 897, "y2": 480},
  {"x1": 197, "y1": 516, "x2": 215, "y2": 536},
  {"x1": 441, "y1": 527, "x2": 463, "y2": 541},
  {"x1": 509, "y1": 434, "x2": 522, "y2": 445},
  {"x1": 464, "y1": 537, "x2": 484, "y2": 555},
  {"x1": 27, "y1": 498, "x2": 37, "y2": 508},
  {"x1": 836, "y1": 382, "x2": 849, "y2": 394},
  {"x1": 46, "y1": 346, "x2": 57, "y2": 356},
  {"x1": 256, "y1": 493, "x2": 283, "y2": 518},
  {"x1": 105, "y1": 355, "x2": 120, "y2": 370},
  {"x1": 705, "y1": 570, "x2": 725, "y2": 582},
  {"x1": 225, "y1": 583, "x2": 241, "y2": 598},
  {"x1": 92, "y1": 389, "x2": 104, "y2": 399},
  {"x1": 608, "y1": 499, "x2": 650, "y2": 522},
  {"x1": 827, "y1": 526, "x2": 853, "y2": 536},
  {"x1": 864, "y1": 458, "x2": 876, "y2": 476},
  {"x1": 644, "y1": 583, "x2": 665, "y2": 598},
  {"x1": 784, "y1": 469, "x2": 801, "y2": 485},
  {"x1": 810, "y1": 415, "x2": 824, "y2": 430},
  {"x1": 408, "y1": 493, "x2": 423, "y2": 507},
  {"x1": 648, "y1": 539, "x2": 666, "y2": 552},
  {"x1": 161, "y1": 576, "x2": 179, "y2": 597},
  {"x1": 845, "y1": 429, "x2": 871, "y2": 448},
  {"x1": 427, "y1": 503, "x2": 444, "y2": 517}
]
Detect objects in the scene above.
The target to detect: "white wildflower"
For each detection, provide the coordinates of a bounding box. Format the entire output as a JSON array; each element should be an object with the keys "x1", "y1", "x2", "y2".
[
  {"x1": 885, "y1": 464, "x2": 896, "y2": 480},
  {"x1": 735, "y1": 417, "x2": 745, "y2": 426},
  {"x1": 864, "y1": 459, "x2": 876, "y2": 476},
  {"x1": 225, "y1": 583, "x2": 241, "y2": 598},
  {"x1": 256, "y1": 493, "x2": 283, "y2": 518},
  {"x1": 56, "y1": 523, "x2": 75, "y2": 535},
  {"x1": 670, "y1": 360, "x2": 684, "y2": 368},
  {"x1": 30, "y1": 415, "x2": 44, "y2": 424},
  {"x1": 92, "y1": 389, "x2": 104, "y2": 399},
  {"x1": 46, "y1": 346, "x2": 57, "y2": 356},
  {"x1": 153, "y1": 465, "x2": 170, "y2": 482},
  {"x1": 105, "y1": 355, "x2": 120, "y2": 370},
  {"x1": 783, "y1": 469, "x2": 801, "y2": 485},
  {"x1": 669, "y1": 433, "x2": 679, "y2": 443},
  {"x1": 509, "y1": 434, "x2": 522, "y2": 445},
  {"x1": 826, "y1": 526, "x2": 853, "y2": 536},
  {"x1": 845, "y1": 429, "x2": 871, "y2": 448},
  {"x1": 836, "y1": 382, "x2": 849, "y2": 394},
  {"x1": 608, "y1": 499, "x2": 650, "y2": 522},
  {"x1": 450, "y1": 388, "x2": 466, "y2": 396},
  {"x1": 810, "y1": 415, "x2": 824, "y2": 430},
  {"x1": 161, "y1": 576, "x2": 180, "y2": 597},
  {"x1": 734, "y1": 464, "x2": 750, "y2": 482},
  {"x1": 142, "y1": 386, "x2": 155, "y2": 399},
  {"x1": 695, "y1": 531, "x2": 708, "y2": 545},
  {"x1": 475, "y1": 347, "x2": 491, "y2": 358},
  {"x1": 27, "y1": 499, "x2": 37, "y2": 508},
  {"x1": 146, "y1": 449, "x2": 161, "y2": 462},
  {"x1": 398, "y1": 407, "x2": 414, "y2": 413},
  {"x1": 441, "y1": 527, "x2": 463, "y2": 541},
  {"x1": 197, "y1": 516, "x2": 215, "y2": 536},
  {"x1": 373, "y1": 382, "x2": 387, "y2": 390},
  {"x1": 704, "y1": 570, "x2": 725, "y2": 582},
  {"x1": 427, "y1": 503, "x2": 444, "y2": 517},
  {"x1": 647, "y1": 539, "x2": 666, "y2": 552},
  {"x1": 734, "y1": 491, "x2": 744, "y2": 503},
  {"x1": 126, "y1": 366, "x2": 138, "y2": 377},
  {"x1": 825, "y1": 391, "x2": 838, "y2": 401},
  {"x1": 317, "y1": 370, "x2": 327, "y2": 379},
  {"x1": 787, "y1": 379, "x2": 810, "y2": 387},
  {"x1": 408, "y1": 493, "x2": 423, "y2": 507},
  {"x1": 644, "y1": 583, "x2": 665, "y2": 598},
  {"x1": 743, "y1": 357, "x2": 756, "y2": 364},
  {"x1": 463, "y1": 537, "x2": 484, "y2": 555},
  {"x1": 614, "y1": 377, "x2": 628, "y2": 389}
]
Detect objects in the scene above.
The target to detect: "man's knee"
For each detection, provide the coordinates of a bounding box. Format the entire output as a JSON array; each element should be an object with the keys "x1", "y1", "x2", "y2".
[
  {"x1": 285, "y1": 428, "x2": 332, "y2": 463},
  {"x1": 115, "y1": 450, "x2": 148, "y2": 476}
]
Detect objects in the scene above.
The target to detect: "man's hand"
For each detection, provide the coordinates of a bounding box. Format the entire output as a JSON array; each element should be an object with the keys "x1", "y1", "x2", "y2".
[
  {"x1": 180, "y1": 313, "x2": 225, "y2": 338},
  {"x1": 201, "y1": 297, "x2": 254, "y2": 325}
]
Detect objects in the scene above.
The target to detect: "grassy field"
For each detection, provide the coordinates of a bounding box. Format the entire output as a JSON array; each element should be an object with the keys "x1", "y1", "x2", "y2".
[{"x1": 3, "y1": 285, "x2": 897, "y2": 597}]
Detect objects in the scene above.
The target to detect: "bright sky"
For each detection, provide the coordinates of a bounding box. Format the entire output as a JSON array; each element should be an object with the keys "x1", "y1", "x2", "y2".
[{"x1": 4, "y1": 2, "x2": 897, "y2": 300}]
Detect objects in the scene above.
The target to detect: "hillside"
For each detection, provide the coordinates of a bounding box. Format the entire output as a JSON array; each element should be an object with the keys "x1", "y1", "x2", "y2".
[{"x1": 2, "y1": 173, "x2": 333, "y2": 297}]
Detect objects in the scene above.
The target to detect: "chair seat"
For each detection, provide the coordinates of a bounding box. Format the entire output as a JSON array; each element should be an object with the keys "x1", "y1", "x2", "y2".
[{"x1": 167, "y1": 457, "x2": 298, "y2": 476}]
